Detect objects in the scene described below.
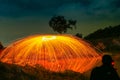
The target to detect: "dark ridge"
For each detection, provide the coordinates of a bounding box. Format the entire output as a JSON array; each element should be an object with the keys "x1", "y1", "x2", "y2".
[{"x1": 84, "y1": 24, "x2": 120, "y2": 40}]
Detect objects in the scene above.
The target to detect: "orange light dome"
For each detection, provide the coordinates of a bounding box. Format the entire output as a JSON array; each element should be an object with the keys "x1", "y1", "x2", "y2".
[{"x1": 0, "y1": 34, "x2": 101, "y2": 73}]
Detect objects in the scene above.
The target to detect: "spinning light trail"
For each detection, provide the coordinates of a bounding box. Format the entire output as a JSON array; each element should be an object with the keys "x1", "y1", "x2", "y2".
[{"x1": 0, "y1": 34, "x2": 101, "y2": 73}]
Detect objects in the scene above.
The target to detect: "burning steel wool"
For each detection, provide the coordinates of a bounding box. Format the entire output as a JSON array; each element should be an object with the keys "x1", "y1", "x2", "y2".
[{"x1": 0, "y1": 34, "x2": 101, "y2": 73}]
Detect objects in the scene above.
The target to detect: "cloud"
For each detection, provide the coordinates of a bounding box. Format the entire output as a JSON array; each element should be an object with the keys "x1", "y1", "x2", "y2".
[
  {"x1": 0, "y1": 0, "x2": 119, "y2": 21},
  {"x1": 112, "y1": 0, "x2": 120, "y2": 8},
  {"x1": 0, "y1": 0, "x2": 93, "y2": 17}
]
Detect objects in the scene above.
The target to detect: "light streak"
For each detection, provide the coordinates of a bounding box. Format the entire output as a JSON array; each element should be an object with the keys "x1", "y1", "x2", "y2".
[{"x1": 0, "y1": 34, "x2": 101, "y2": 73}]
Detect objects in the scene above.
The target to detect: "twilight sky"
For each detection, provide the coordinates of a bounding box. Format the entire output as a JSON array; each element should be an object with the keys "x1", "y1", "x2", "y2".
[{"x1": 0, "y1": 0, "x2": 120, "y2": 46}]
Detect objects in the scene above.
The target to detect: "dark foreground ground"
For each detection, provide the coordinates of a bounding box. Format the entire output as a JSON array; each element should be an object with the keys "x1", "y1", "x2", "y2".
[{"x1": 0, "y1": 62, "x2": 89, "y2": 80}]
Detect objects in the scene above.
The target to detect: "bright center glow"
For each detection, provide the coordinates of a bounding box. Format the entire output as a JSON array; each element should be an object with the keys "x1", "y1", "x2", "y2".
[
  {"x1": 0, "y1": 34, "x2": 101, "y2": 73},
  {"x1": 42, "y1": 36, "x2": 56, "y2": 41}
]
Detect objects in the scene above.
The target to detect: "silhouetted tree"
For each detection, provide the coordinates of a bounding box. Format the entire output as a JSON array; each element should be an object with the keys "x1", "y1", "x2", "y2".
[{"x1": 49, "y1": 16, "x2": 76, "y2": 34}]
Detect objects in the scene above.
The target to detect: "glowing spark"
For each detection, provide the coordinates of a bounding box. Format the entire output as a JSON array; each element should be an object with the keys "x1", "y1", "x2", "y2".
[
  {"x1": 0, "y1": 34, "x2": 101, "y2": 73},
  {"x1": 42, "y1": 36, "x2": 56, "y2": 41}
]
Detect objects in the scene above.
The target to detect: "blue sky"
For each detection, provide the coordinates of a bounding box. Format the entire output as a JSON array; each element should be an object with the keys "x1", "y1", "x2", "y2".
[{"x1": 0, "y1": 0, "x2": 120, "y2": 46}]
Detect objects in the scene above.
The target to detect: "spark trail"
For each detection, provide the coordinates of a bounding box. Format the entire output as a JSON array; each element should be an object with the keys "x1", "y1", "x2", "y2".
[{"x1": 0, "y1": 34, "x2": 101, "y2": 73}]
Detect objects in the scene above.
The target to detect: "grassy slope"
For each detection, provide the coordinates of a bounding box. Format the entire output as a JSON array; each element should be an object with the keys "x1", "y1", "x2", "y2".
[{"x1": 0, "y1": 62, "x2": 89, "y2": 80}]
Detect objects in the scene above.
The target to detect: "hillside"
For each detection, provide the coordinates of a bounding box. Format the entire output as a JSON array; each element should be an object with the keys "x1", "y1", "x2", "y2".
[
  {"x1": 84, "y1": 24, "x2": 120, "y2": 40},
  {"x1": 84, "y1": 24, "x2": 120, "y2": 53},
  {"x1": 0, "y1": 62, "x2": 88, "y2": 80}
]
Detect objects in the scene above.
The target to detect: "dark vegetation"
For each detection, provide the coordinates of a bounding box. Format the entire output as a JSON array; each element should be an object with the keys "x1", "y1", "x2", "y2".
[
  {"x1": 84, "y1": 25, "x2": 120, "y2": 40},
  {"x1": 84, "y1": 25, "x2": 120, "y2": 53},
  {"x1": 0, "y1": 62, "x2": 88, "y2": 80},
  {"x1": 49, "y1": 16, "x2": 76, "y2": 34}
]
